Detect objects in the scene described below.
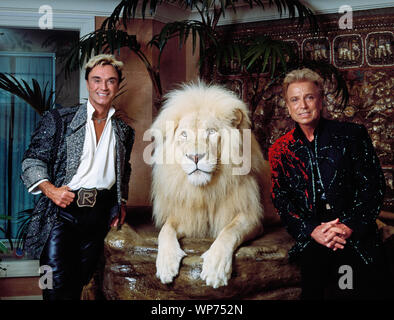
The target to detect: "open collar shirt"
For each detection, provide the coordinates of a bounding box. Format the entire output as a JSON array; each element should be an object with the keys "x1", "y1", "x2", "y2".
[
  {"x1": 66, "y1": 100, "x2": 116, "y2": 190},
  {"x1": 29, "y1": 100, "x2": 116, "y2": 193}
]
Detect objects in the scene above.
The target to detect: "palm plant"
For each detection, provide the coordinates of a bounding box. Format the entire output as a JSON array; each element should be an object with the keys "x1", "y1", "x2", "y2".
[
  {"x1": 0, "y1": 215, "x2": 13, "y2": 253},
  {"x1": 59, "y1": 1, "x2": 329, "y2": 105},
  {"x1": 0, "y1": 211, "x2": 32, "y2": 255},
  {"x1": 0, "y1": 73, "x2": 54, "y2": 115}
]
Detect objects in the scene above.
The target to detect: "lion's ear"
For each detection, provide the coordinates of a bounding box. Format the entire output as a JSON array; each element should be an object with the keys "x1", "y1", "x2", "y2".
[{"x1": 231, "y1": 109, "x2": 244, "y2": 128}]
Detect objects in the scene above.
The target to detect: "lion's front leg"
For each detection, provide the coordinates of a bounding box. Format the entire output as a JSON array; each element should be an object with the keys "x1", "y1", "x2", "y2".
[
  {"x1": 156, "y1": 221, "x2": 187, "y2": 284},
  {"x1": 200, "y1": 239, "x2": 234, "y2": 289},
  {"x1": 200, "y1": 214, "x2": 262, "y2": 289}
]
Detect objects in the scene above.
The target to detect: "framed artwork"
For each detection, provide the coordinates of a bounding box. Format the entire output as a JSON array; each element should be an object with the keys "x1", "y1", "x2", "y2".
[
  {"x1": 302, "y1": 37, "x2": 331, "y2": 63},
  {"x1": 333, "y1": 34, "x2": 363, "y2": 68},
  {"x1": 366, "y1": 32, "x2": 394, "y2": 66}
]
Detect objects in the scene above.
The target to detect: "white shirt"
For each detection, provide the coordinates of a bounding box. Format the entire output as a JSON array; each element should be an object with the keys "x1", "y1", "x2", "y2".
[{"x1": 29, "y1": 100, "x2": 116, "y2": 193}]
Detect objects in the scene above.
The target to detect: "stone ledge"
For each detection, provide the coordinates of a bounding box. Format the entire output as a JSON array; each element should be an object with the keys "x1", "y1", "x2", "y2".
[
  {"x1": 97, "y1": 220, "x2": 302, "y2": 300},
  {"x1": 83, "y1": 208, "x2": 394, "y2": 300}
]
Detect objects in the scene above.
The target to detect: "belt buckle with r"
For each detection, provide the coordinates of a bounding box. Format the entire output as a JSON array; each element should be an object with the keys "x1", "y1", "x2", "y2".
[{"x1": 77, "y1": 188, "x2": 97, "y2": 208}]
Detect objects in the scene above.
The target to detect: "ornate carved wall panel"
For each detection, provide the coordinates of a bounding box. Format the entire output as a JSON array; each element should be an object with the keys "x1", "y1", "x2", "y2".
[{"x1": 213, "y1": 8, "x2": 394, "y2": 211}]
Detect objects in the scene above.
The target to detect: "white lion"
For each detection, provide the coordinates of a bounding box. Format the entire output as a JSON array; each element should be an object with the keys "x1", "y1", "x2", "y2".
[{"x1": 150, "y1": 81, "x2": 277, "y2": 288}]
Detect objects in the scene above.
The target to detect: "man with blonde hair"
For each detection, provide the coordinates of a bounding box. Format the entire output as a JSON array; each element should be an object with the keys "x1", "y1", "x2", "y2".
[
  {"x1": 21, "y1": 54, "x2": 134, "y2": 300},
  {"x1": 269, "y1": 68, "x2": 389, "y2": 299}
]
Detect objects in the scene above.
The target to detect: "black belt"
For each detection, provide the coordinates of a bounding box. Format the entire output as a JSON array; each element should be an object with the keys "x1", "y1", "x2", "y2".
[
  {"x1": 58, "y1": 186, "x2": 116, "y2": 226},
  {"x1": 70, "y1": 186, "x2": 116, "y2": 209}
]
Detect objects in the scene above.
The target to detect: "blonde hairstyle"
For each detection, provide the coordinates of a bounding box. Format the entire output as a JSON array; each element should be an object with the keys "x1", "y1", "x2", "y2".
[
  {"x1": 282, "y1": 68, "x2": 324, "y2": 100},
  {"x1": 84, "y1": 54, "x2": 124, "y2": 82}
]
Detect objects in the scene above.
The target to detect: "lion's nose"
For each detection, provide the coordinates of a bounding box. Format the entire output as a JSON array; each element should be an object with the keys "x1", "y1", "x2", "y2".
[{"x1": 186, "y1": 153, "x2": 206, "y2": 164}]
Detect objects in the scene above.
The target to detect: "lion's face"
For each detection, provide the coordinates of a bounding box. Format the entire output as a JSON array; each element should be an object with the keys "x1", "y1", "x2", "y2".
[
  {"x1": 174, "y1": 114, "x2": 221, "y2": 187},
  {"x1": 151, "y1": 82, "x2": 253, "y2": 188},
  {"x1": 151, "y1": 81, "x2": 278, "y2": 245}
]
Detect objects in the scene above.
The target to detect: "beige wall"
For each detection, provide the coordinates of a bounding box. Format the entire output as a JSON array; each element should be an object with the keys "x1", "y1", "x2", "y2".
[{"x1": 95, "y1": 17, "x2": 199, "y2": 206}]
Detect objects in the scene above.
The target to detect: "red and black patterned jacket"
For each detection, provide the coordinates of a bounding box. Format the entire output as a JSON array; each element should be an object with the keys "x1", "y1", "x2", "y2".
[{"x1": 268, "y1": 117, "x2": 386, "y2": 264}]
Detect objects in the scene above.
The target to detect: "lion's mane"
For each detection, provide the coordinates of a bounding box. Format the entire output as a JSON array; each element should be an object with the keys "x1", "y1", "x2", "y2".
[{"x1": 150, "y1": 81, "x2": 276, "y2": 239}]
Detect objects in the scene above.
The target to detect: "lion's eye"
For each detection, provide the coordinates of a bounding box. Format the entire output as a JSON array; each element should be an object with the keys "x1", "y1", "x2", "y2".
[{"x1": 207, "y1": 128, "x2": 216, "y2": 135}]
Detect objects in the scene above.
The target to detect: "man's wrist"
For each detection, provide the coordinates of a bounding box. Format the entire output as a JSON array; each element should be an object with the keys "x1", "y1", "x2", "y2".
[
  {"x1": 28, "y1": 179, "x2": 49, "y2": 194},
  {"x1": 38, "y1": 181, "x2": 56, "y2": 197}
]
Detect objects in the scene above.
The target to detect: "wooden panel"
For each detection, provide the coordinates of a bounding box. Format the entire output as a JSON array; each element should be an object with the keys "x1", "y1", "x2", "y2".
[
  {"x1": 0, "y1": 277, "x2": 42, "y2": 297},
  {"x1": 213, "y1": 8, "x2": 394, "y2": 212}
]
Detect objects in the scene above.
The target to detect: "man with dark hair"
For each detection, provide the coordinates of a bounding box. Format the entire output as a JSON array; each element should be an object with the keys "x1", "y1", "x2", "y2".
[
  {"x1": 269, "y1": 68, "x2": 388, "y2": 300},
  {"x1": 21, "y1": 54, "x2": 134, "y2": 300}
]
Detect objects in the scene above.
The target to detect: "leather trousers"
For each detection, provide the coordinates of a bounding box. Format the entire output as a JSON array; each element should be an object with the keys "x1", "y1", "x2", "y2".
[
  {"x1": 298, "y1": 240, "x2": 390, "y2": 300},
  {"x1": 39, "y1": 187, "x2": 117, "y2": 300}
]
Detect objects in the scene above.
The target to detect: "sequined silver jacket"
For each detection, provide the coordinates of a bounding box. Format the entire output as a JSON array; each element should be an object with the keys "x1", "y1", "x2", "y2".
[
  {"x1": 21, "y1": 103, "x2": 134, "y2": 259},
  {"x1": 269, "y1": 118, "x2": 385, "y2": 264}
]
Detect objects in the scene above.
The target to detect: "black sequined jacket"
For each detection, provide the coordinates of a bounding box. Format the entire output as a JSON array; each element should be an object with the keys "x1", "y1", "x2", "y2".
[
  {"x1": 268, "y1": 118, "x2": 385, "y2": 264},
  {"x1": 21, "y1": 103, "x2": 134, "y2": 259}
]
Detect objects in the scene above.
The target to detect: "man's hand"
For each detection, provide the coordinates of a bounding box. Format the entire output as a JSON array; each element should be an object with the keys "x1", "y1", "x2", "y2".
[
  {"x1": 311, "y1": 218, "x2": 352, "y2": 251},
  {"x1": 324, "y1": 219, "x2": 353, "y2": 250},
  {"x1": 38, "y1": 181, "x2": 75, "y2": 208}
]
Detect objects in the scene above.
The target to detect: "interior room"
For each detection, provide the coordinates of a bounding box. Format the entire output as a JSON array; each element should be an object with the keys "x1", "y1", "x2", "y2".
[{"x1": 0, "y1": 0, "x2": 393, "y2": 301}]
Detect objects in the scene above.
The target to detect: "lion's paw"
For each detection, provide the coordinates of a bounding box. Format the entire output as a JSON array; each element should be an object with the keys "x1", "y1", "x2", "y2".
[
  {"x1": 156, "y1": 245, "x2": 187, "y2": 284},
  {"x1": 200, "y1": 244, "x2": 233, "y2": 289}
]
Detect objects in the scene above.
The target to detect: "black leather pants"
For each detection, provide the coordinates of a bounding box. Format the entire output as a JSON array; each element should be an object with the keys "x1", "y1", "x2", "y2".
[
  {"x1": 298, "y1": 241, "x2": 389, "y2": 300},
  {"x1": 40, "y1": 188, "x2": 117, "y2": 300}
]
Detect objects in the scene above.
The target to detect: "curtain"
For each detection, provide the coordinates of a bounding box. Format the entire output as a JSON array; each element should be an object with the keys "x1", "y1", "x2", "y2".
[{"x1": 0, "y1": 53, "x2": 54, "y2": 240}]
